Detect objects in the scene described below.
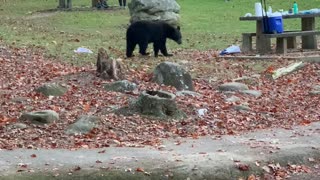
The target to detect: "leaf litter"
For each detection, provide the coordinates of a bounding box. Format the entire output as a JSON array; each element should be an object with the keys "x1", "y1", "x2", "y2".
[{"x1": 0, "y1": 46, "x2": 319, "y2": 151}]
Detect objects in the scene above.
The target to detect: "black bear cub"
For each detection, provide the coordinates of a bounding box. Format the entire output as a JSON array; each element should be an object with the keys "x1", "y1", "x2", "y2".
[{"x1": 126, "y1": 20, "x2": 182, "y2": 57}]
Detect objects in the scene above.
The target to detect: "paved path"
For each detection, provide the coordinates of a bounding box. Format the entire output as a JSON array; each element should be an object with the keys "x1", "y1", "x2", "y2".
[{"x1": 1, "y1": 122, "x2": 320, "y2": 179}]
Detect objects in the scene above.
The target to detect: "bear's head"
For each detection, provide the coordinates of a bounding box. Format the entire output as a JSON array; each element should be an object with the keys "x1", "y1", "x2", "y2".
[{"x1": 168, "y1": 26, "x2": 182, "y2": 45}]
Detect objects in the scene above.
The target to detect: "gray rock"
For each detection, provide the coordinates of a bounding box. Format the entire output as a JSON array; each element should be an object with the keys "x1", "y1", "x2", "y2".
[
  {"x1": 153, "y1": 62, "x2": 194, "y2": 91},
  {"x1": 313, "y1": 85, "x2": 320, "y2": 91},
  {"x1": 11, "y1": 97, "x2": 28, "y2": 103},
  {"x1": 128, "y1": 0, "x2": 180, "y2": 26},
  {"x1": 309, "y1": 85, "x2": 320, "y2": 95},
  {"x1": 218, "y1": 82, "x2": 249, "y2": 92},
  {"x1": 66, "y1": 115, "x2": 100, "y2": 135},
  {"x1": 35, "y1": 83, "x2": 67, "y2": 96},
  {"x1": 19, "y1": 110, "x2": 59, "y2": 124},
  {"x1": 176, "y1": 90, "x2": 201, "y2": 97},
  {"x1": 7, "y1": 123, "x2": 27, "y2": 130},
  {"x1": 103, "y1": 80, "x2": 137, "y2": 93},
  {"x1": 225, "y1": 95, "x2": 241, "y2": 102},
  {"x1": 233, "y1": 76, "x2": 259, "y2": 86},
  {"x1": 233, "y1": 105, "x2": 251, "y2": 111},
  {"x1": 240, "y1": 90, "x2": 262, "y2": 97},
  {"x1": 309, "y1": 91, "x2": 320, "y2": 95}
]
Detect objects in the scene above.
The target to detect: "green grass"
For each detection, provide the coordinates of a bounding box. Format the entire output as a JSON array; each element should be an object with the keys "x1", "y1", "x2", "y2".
[{"x1": 0, "y1": 0, "x2": 319, "y2": 61}]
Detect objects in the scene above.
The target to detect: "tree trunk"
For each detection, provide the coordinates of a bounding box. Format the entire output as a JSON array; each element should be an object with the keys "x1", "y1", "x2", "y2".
[
  {"x1": 59, "y1": 0, "x2": 66, "y2": 8},
  {"x1": 67, "y1": 0, "x2": 72, "y2": 9},
  {"x1": 92, "y1": 0, "x2": 99, "y2": 8}
]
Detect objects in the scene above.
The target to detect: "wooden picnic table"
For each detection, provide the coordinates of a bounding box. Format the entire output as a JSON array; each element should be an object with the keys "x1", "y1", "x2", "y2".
[{"x1": 239, "y1": 12, "x2": 320, "y2": 54}]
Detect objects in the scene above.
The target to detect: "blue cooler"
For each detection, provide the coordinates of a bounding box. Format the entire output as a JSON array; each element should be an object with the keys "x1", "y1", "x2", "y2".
[{"x1": 263, "y1": 14, "x2": 283, "y2": 34}]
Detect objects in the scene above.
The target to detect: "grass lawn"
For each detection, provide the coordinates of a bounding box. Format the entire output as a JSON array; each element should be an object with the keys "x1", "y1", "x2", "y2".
[{"x1": 0, "y1": 0, "x2": 319, "y2": 62}]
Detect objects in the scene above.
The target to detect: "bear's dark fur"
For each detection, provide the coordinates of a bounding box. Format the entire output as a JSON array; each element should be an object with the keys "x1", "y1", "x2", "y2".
[{"x1": 126, "y1": 20, "x2": 182, "y2": 57}]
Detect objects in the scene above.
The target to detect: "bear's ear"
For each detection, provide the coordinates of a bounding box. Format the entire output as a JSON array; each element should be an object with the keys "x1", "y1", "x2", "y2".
[{"x1": 177, "y1": 26, "x2": 180, "y2": 31}]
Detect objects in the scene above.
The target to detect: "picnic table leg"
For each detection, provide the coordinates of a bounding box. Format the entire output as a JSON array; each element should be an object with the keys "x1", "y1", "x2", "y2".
[
  {"x1": 256, "y1": 20, "x2": 271, "y2": 54},
  {"x1": 301, "y1": 17, "x2": 317, "y2": 49},
  {"x1": 242, "y1": 34, "x2": 253, "y2": 52},
  {"x1": 276, "y1": 37, "x2": 287, "y2": 54},
  {"x1": 287, "y1": 37, "x2": 297, "y2": 49}
]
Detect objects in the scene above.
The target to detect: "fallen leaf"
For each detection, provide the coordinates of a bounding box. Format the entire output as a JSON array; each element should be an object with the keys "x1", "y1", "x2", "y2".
[
  {"x1": 308, "y1": 158, "x2": 315, "y2": 162},
  {"x1": 18, "y1": 163, "x2": 28, "y2": 168},
  {"x1": 83, "y1": 103, "x2": 90, "y2": 112},
  {"x1": 262, "y1": 166, "x2": 271, "y2": 173},
  {"x1": 247, "y1": 174, "x2": 256, "y2": 180},
  {"x1": 98, "y1": 150, "x2": 106, "y2": 153},
  {"x1": 30, "y1": 154, "x2": 37, "y2": 158},
  {"x1": 299, "y1": 119, "x2": 311, "y2": 126},
  {"x1": 136, "y1": 167, "x2": 144, "y2": 172},
  {"x1": 73, "y1": 166, "x2": 81, "y2": 171},
  {"x1": 237, "y1": 164, "x2": 250, "y2": 171},
  {"x1": 255, "y1": 161, "x2": 260, "y2": 167}
]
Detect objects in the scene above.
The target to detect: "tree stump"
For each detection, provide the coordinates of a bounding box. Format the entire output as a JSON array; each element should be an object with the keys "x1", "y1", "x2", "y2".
[
  {"x1": 116, "y1": 90, "x2": 186, "y2": 120},
  {"x1": 96, "y1": 48, "x2": 125, "y2": 80}
]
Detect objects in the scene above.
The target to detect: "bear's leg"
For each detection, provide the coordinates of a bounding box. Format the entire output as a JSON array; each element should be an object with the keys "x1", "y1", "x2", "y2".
[
  {"x1": 159, "y1": 41, "x2": 173, "y2": 57},
  {"x1": 153, "y1": 43, "x2": 160, "y2": 57},
  {"x1": 126, "y1": 41, "x2": 136, "y2": 57},
  {"x1": 138, "y1": 41, "x2": 149, "y2": 56}
]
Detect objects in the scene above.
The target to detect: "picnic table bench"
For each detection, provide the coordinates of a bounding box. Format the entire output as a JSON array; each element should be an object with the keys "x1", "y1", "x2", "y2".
[
  {"x1": 58, "y1": 0, "x2": 101, "y2": 9},
  {"x1": 263, "y1": 30, "x2": 320, "y2": 54},
  {"x1": 240, "y1": 13, "x2": 320, "y2": 54}
]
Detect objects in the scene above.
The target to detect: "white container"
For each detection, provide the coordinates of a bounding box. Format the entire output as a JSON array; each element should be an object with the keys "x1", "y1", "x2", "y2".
[
  {"x1": 255, "y1": 2, "x2": 263, "y2": 16},
  {"x1": 269, "y1": 12, "x2": 282, "y2": 17},
  {"x1": 268, "y1": 6, "x2": 272, "y2": 14}
]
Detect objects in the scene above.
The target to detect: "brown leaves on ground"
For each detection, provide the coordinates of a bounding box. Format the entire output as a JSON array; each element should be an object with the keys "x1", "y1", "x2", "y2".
[
  {"x1": 30, "y1": 154, "x2": 37, "y2": 158},
  {"x1": 236, "y1": 163, "x2": 250, "y2": 171},
  {"x1": 258, "y1": 163, "x2": 316, "y2": 180},
  {"x1": 0, "y1": 46, "x2": 319, "y2": 150},
  {"x1": 136, "y1": 167, "x2": 144, "y2": 172}
]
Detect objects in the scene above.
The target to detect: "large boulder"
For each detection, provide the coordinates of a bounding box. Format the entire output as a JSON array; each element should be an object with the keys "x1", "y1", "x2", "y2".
[
  {"x1": 128, "y1": 0, "x2": 180, "y2": 26},
  {"x1": 19, "y1": 110, "x2": 59, "y2": 125},
  {"x1": 153, "y1": 62, "x2": 194, "y2": 91}
]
